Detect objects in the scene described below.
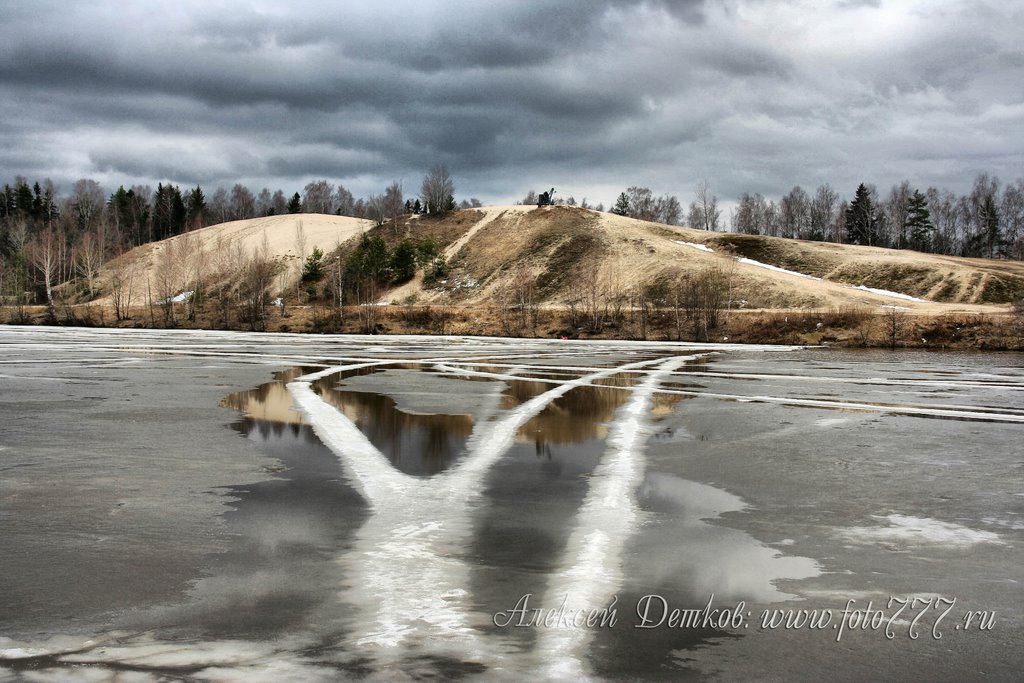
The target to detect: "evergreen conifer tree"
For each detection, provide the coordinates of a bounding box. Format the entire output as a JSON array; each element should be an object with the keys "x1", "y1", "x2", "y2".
[
  {"x1": 905, "y1": 190, "x2": 934, "y2": 251},
  {"x1": 845, "y1": 184, "x2": 877, "y2": 245},
  {"x1": 613, "y1": 192, "x2": 631, "y2": 216}
]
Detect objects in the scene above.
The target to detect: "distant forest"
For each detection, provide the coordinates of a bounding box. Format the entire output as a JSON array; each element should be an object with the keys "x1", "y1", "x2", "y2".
[
  {"x1": 0, "y1": 172, "x2": 464, "y2": 306},
  {"x1": 1, "y1": 171, "x2": 1022, "y2": 307},
  {"x1": 598, "y1": 173, "x2": 1023, "y2": 262}
]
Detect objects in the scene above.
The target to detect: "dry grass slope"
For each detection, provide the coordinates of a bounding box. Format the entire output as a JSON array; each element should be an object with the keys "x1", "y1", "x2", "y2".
[{"x1": 81, "y1": 205, "x2": 1024, "y2": 318}]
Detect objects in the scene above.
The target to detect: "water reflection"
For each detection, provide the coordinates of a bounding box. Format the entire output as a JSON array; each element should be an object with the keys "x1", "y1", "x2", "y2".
[
  {"x1": 130, "y1": 419, "x2": 368, "y2": 642},
  {"x1": 317, "y1": 384, "x2": 475, "y2": 477},
  {"x1": 220, "y1": 366, "x2": 313, "y2": 424},
  {"x1": 507, "y1": 373, "x2": 633, "y2": 447},
  {"x1": 284, "y1": 355, "x2": 697, "y2": 674},
  {"x1": 633, "y1": 473, "x2": 820, "y2": 602},
  {"x1": 207, "y1": 352, "x2": 821, "y2": 678},
  {"x1": 222, "y1": 364, "x2": 670, "y2": 476}
]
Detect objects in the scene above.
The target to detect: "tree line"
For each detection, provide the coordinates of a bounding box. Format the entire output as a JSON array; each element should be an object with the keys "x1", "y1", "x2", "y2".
[
  {"x1": 0, "y1": 165, "x2": 462, "y2": 312},
  {"x1": 731, "y1": 173, "x2": 1023, "y2": 260},
  {"x1": 4, "y1": 166, "x2": 1022, "y2": 318},
  {"x1": 522, "y1": 181, "x2": 718, "y2": 231},
  {"x1": 521, "y1": 173, "x2": 1022, "y2": 261}
]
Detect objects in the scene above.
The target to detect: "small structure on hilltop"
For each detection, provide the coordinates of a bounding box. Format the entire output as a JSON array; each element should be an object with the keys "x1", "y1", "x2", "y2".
[{"x1": 537, "y1": 188, "x2": 556, "y2": 206}]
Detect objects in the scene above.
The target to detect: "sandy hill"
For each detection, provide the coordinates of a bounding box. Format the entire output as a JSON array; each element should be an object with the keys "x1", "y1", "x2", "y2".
[
  {"x1": 90, "y1": 206, "x2": 1023, "y2": 315},
  {"x1": 384, "y1": 206, "x2": 1024, "y2": 314},
  {"x1": 93, "y1": 213, "x2": 371, "y2": 306}
]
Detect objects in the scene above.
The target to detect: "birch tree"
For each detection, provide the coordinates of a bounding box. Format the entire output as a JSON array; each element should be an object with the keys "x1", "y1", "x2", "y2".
[
  {"x1": 688, "y1": 179, "x2": 721, "y2": 231},
  {"x1": 420, "y1": 165, "x2": 454, "y2": 215},
  {"x1": 29, "y1": 227, "x2": 60, "y2": 319}
]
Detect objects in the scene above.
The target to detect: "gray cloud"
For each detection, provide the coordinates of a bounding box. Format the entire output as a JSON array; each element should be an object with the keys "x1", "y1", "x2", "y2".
[{"x1": 1, "y1": 0, "x2": 1021, "y2": 210}]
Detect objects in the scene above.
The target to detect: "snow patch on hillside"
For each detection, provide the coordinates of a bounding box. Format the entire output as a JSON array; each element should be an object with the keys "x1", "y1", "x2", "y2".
[
  {"x1": 736, "y1": 255, "x2": 931, "y2": 303},
  {"x1": 737, "y1": 257, "x2": 821, "y2": 280},
  {"x1": 672, "y1": 240, "x2": 714, "y2": 253}
]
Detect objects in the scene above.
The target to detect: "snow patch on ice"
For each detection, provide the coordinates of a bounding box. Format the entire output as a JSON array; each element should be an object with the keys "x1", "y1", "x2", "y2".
[
  {"x1": 839, "y1": 514, "x2": 1004, "y2": 548},
  {"x1": 535, "y1": 357, "x2": 705, "y2": 679},
  {"x1": 0, "y1": 636, "x2": 98, "y2": 661},
  {"x1": 800, "y1": 589, "x2": 884, "y2": 601},
  {"x1": 981, "y1": 516, "x2": 1024, "y2": 531}
]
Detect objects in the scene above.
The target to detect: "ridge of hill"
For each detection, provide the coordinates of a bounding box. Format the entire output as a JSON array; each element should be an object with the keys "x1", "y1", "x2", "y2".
[
  {"x1": 90, "y1": 206, "x2": 1024, "y2": 315},
  {"x1": 385, "y1": 206, "x2": 1023, "y2": 313}
]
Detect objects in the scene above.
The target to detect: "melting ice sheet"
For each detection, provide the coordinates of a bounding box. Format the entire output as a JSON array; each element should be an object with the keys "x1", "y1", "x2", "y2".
[{"x1": 1, "y1": 327, "x2": 1022, "y2": 681}]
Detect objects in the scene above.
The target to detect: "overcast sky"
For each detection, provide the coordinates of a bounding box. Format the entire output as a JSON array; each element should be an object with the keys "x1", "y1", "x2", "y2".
[{"x1": 2, "y1": 0, "x2": 1021, "y2": 209}]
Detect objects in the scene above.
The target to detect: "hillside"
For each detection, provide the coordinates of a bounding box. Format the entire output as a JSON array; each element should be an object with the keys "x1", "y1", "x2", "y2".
[
  {"x1": 92, "y1": 213, "x2": 371, "y2": 307},
  {"x1": 87, "y1": 205, "x2": 1023, "y2": 318},
  {"x1": 385, "y1": 206, "x2": 1024, "y2": 313}
]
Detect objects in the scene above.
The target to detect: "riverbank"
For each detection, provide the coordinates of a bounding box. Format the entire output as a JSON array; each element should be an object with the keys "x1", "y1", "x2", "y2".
[{"x1": 6, "y1": 302, "x2": 1023, "y2": 351}]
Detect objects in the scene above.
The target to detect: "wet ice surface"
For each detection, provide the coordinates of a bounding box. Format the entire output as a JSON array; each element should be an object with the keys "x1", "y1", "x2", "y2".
[{"x1": 0, "y1": 327, "x2": 1022, "y2": 681}]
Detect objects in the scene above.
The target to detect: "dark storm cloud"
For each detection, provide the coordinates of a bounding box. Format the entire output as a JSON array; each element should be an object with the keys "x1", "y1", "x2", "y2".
[{"x1": 1, "y1": 0, "x2": 1021, "y2": 208}]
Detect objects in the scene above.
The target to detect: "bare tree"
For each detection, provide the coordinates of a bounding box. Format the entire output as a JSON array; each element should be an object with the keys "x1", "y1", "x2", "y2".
[
  {"x1": 655, "y1": 194, "x2": 682, "y2": 225},
  {"x1": 270, "y1": 189, "x2": 288, "y2": 216},
  {"x1": 230, "y1": 184, "x2": 256, "y2": 220},
  {"x1": 154, "y1": 240, "x2": 183, "y2": 325},
  {"x1": 29, "y1": 228, "x2": 60, "y2": 319},
  {"x1": 209, "y1": 187, "x2": 231, "y2": 225},
  {"x1": 809, "y1": 184, "x2": 838, "y2": 241},
  {"x1": 178, "y1": 232, "x2": 205, "y2": 321},
  {"x1": 8, "y1": 216, "x2": 30, "y2": 256},
  {"x1": 75, "y1": 230, "x2": 104, "y2": 298},
  {"x1": 1002, "y1": 178, "x2": 1024, "y2": 260},
  {"x1": 626, "y1": 187, "x2": 657, "y2": 221},
  {"x1": 605, "y1": 257, "x2": 627, "y2": 323},
  {"x1": 383, "y1": 181, "x2": 404, "y2": 234},
  {"x1": 885, "y1": 181, "x2": 912, "y2": 249},
  {"x1": 497, "y1": 263, "x2": 538, "y2": 336},
  {"x1": 1012, "y1": 297, "x2": 1024, "y2": 350},
  {"x1": 334, "y1": 185, "x2": 355, "y2": 216},
  {"x1": 303, "y1": 180, "x2": 335, "y2": 214},
  {"x1": 294, "y1": 220, "x2": 307, "y2": 301},
  {"x1": 367, "y1": 193, "x2": 388, "y2": 227},
  {"x1": 239, "y1": 234, "x2": 281, "y2": 330},
  {"x1": 420, "y1": 165, "x2": 454, "y2": 215},
  {"x1": 581, "y1": 264, "x2": 611, "y2": 333},
  {"x1": 256, "y1": 188, "x2": 273, "y2": 216},
  {"x1": 210, "y1": 233, "x2": 245, "y2": 328},
  {"x1": 678, "y1": 266, "x2": 727, "y2": 341},
  {"x1": 630, "y1": 283, "x2": 651, "y2": 340},
  {"x1": 69, "y1": 178, "x2": 105, "y2": 235},
  {"x1": 110, "y1": 255, "x2": 137, "y2": 321},
  {"x1": 689, "y1": 179, "x2": 721, "y2": 231},
  {"x1": 733, "y1": 192, "x2": 764, "y2": 234},
  {"x1": 780, "y1": 186, "x2": 810, "y2": 239},
  {"x1": 883, "y1": 306, "x2": 905, "y2": 350}
]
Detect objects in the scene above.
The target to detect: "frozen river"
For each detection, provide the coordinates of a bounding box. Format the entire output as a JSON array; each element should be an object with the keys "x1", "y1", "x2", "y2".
[{"x1": 1, "y1": 326, "x2": 1022, "y2": 681}]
